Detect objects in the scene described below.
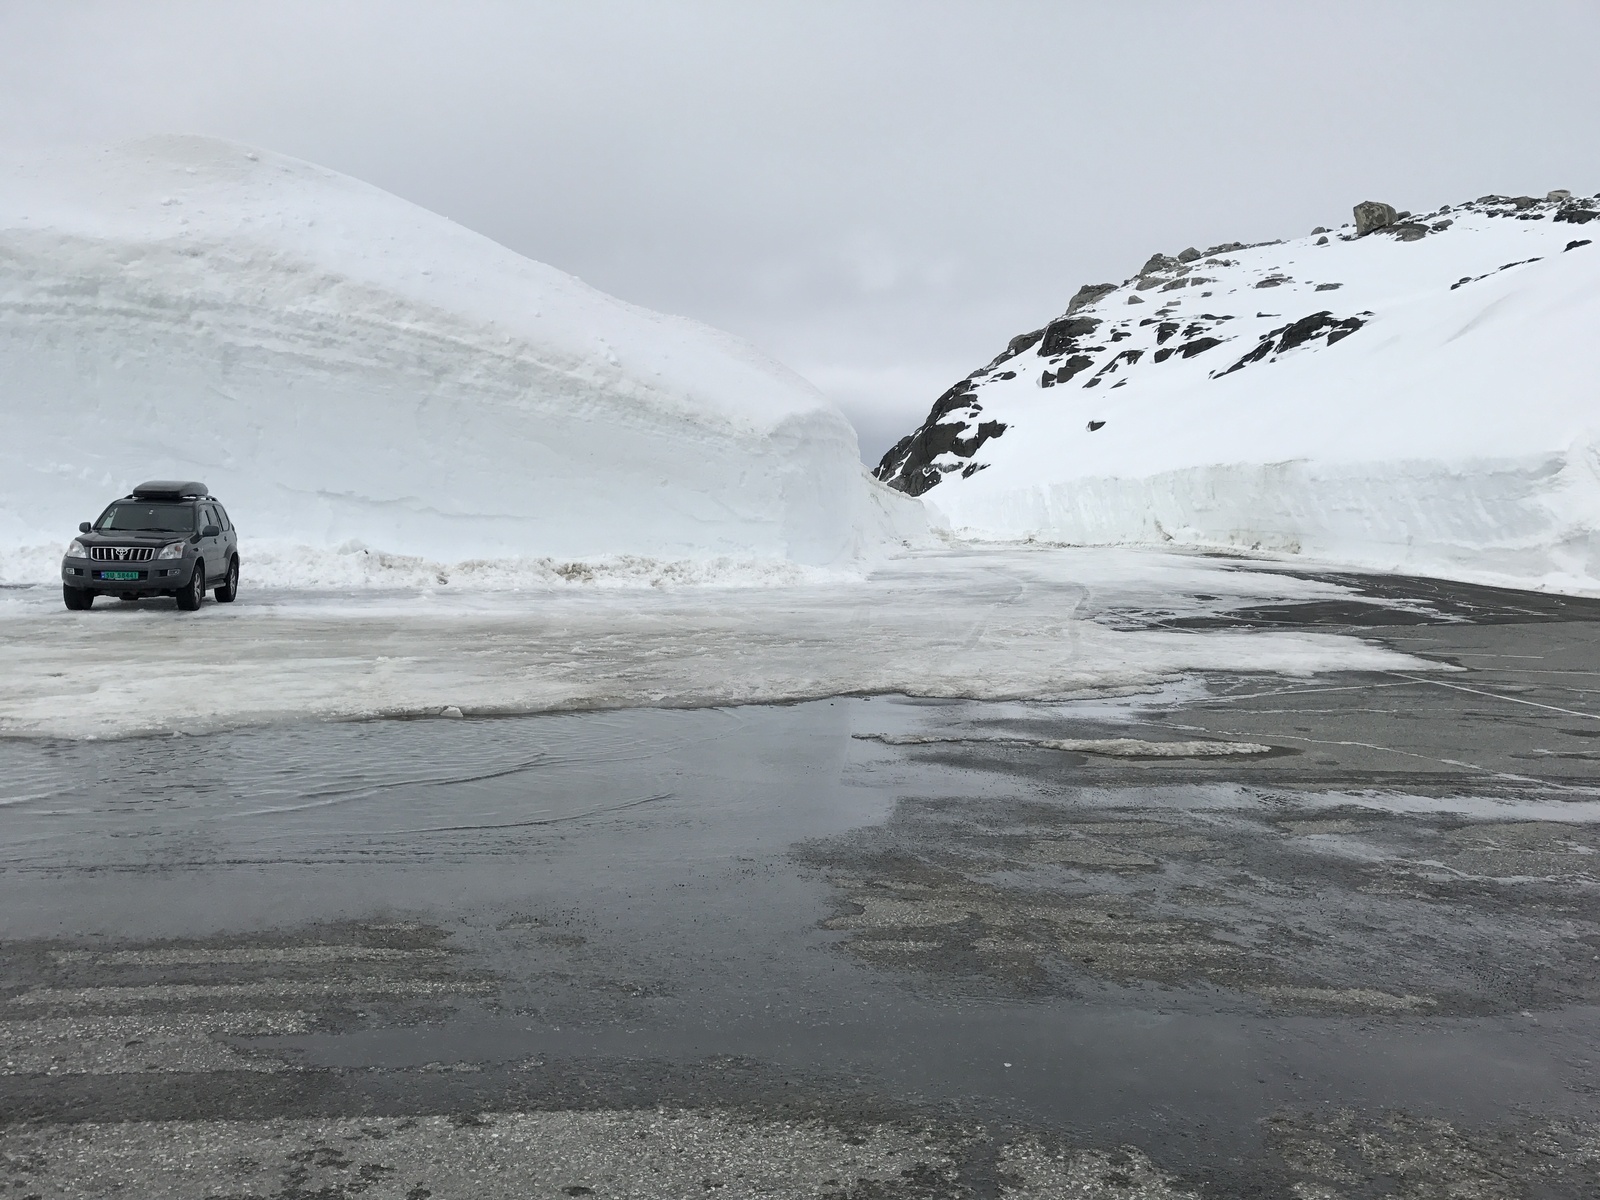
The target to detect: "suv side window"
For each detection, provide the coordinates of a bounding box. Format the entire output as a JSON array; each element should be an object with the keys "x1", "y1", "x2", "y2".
[
  {"x1": 200, "y1": 505, "x2": 218, "y2": 532},
  {"x1": 215, "y1": 505, "x2": 232, "y2": 532}
]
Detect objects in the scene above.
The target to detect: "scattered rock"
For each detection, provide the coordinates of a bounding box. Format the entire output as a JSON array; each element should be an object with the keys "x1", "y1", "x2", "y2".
[
  {"x1": 1040, "y1": 316, "x2": 1102, "y2": 357},
  {"x1": 1353, "y1": 200, "x2": 1398, "y2": 235},
  {"x1": 1126, "y1": 294, "x2": 1145, "y2": 304},
  {"x1": 1217, "y1": 310, "x2": 1365, "y2": 376},
  {"x1": 1086, "y1": 420, "x2": 1105, "y2": 432},
  {"x1": 1314, "y1": 282, "x2": 1342, "y2": 291},
  {"x1": 1176, "y1": 247, "x2": 1201, "y2": 263},
  {"x1": 1178, "y1": 336, "x2": 1223, "y2": 358},
  {"x1": 1139, "y1": 253, "x2": 1179, "y2": 276},
  {"x1": 1089, "y1": 349, "x2": 1144, "y2": 383},
  {"x1": 1389, "y1": 222, "x2": 1429, "y2": 242},
  {"x1": 1065, "y1": 282, "x2": 1118, "y2": 315},
  {"x1": 995, "y1": 329, "x2": 1043, "y2": 363},
  {"x1": 1315, "y1": 235, "x2": 1329, "y2": 245},
  {"x1": 1567, "y1": 240, "x2": 1593, "y2": 252},
  {"x1": 1511, "y1": 195, "x2": 1538, "y2": 209},
  {"x1": 1548, "y1": 189, "x2": 1573, "y2": 201},
  {"x1": 1043, "y1": 354, "x2": 1095, "y2": 388},
  {"x1": 1431, "y1": 219, "x2": 1453, "y2": 231},
  {"x1": 1311, "y1": 226, "x2": 1329, "y2": 235},
  {"x1": 1556, "y1": 207, "x2": 1597, "y2": 225}
]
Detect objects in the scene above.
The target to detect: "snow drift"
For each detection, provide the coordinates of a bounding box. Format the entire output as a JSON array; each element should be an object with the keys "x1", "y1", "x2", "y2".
[
  {"x1": 877, "y1": 192, "x2": 1600, "y2": 592},
  {"x1": 0, "y1": 135, "x2": 926, "y2": 572}
]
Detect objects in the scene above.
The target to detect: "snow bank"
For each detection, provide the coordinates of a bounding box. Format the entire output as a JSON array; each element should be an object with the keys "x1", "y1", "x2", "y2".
[
  {"x1": 0, "y1": 136, "x2": 927, "y2": 568},
  {"x1": 880, "y1": 194, "x2": 1600, "y2": 592}
]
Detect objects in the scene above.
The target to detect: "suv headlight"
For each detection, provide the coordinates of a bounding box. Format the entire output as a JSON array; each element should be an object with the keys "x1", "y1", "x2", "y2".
[
  {"x1": 66, "y1": 540, "x2": 87, "y2": 558},
  {"x1": 157, "y1": 541, "x2": 188, "y2": 559}
]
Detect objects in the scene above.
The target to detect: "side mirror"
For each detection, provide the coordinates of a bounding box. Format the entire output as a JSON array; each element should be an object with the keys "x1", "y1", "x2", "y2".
[
  {"x1": 202, "y1": 524, "x2": 221, "y2": 538},
  {"x1": 78, "y1": 522, "x2": 91, "y2": 533}
]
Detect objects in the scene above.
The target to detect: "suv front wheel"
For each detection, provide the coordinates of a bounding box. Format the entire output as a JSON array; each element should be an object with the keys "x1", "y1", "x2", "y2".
[
  {"x1": 63, "y1": 585, "x2": 95, "y2": 611},
  {"x1": 177, "y1": 560, "x2": 205, "y2": 611}
]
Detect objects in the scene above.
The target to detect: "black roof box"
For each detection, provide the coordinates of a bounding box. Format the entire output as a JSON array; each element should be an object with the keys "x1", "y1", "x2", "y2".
[{"x1": 131, "y1": 480, "x2": 209, "y2": 500}]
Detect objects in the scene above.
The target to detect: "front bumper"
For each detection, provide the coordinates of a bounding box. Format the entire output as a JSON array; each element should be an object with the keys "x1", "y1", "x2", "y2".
[{"x1": 63, "y1": 558, "x2": 194, "y2": 594}]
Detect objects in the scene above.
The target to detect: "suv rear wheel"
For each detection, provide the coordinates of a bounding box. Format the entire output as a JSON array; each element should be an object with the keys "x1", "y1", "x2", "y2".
[
  {"x1": 62, "y1": 585, "x2": 94, "y2": 611},
  {"x1": 214, "y1": 556, "x2": 239, "y2": 603},
  {"x1": 177, "y1": 560, "x2": 205, "y2": 611}
]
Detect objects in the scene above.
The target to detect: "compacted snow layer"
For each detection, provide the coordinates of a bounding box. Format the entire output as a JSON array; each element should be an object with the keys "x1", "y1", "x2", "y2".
[
  {"x1": 0, "y1": 545, "x2": 1439, "y2": 739},
  {"x1": 880, "y1": 194, "x2": 1600, "y2": 592},
  {"x1": 0, "y1": 135, "x2": 925, "y2": 566}
]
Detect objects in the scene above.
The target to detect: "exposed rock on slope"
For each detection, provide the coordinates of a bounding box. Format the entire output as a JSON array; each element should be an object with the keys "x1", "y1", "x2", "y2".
[{"x1": 876, "y1": 190, "x2": 1600, "y2": 591}]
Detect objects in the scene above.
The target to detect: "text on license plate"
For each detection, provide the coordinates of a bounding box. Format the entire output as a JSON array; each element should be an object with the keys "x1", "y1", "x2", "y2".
[{"x1": 98, "y1": 571, "x2": 140, "y2": 581}]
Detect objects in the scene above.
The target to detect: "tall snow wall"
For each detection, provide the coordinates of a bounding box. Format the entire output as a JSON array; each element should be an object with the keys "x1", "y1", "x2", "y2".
[{"x1": 0, "y1": 136, "x2": 925, "y2": 565}]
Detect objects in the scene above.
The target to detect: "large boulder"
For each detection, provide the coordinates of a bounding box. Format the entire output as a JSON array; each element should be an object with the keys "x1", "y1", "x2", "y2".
[
  {"x1": 1353, "y1": 201, "x2": 1399, "y2": 236},
  {"x1": 1065, "y1": 283, "x2": 1118, "y2": 315}
]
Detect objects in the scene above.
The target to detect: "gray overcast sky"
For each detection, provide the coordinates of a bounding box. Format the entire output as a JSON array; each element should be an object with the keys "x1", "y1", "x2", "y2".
[{"x1": 3, "y1": 1, "x2": 1597, "y2": 461}]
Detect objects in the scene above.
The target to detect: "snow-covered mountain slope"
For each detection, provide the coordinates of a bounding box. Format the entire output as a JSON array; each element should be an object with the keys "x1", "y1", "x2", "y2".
[
  {"x1": 876, "y1": 192, "x2": 1600, "y2": 591},
  {"x1": 0, "y1": 136, "x2": 926, "y2": 568}
]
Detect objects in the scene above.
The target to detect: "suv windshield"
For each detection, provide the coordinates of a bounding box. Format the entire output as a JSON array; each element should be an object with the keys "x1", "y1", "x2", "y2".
[{"x1": 96, "y1": 503, "x2": 196, "y2": 533}]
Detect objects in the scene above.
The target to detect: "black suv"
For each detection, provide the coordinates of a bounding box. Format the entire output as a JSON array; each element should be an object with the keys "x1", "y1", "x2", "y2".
[{"x1": 61, "y1": 481, "x2": 240, "y2": 611}]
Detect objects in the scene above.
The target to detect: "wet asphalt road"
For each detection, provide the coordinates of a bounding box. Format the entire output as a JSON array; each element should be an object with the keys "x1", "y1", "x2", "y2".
[{"x1": 3, "y1": 572, "x2": 1600, "y2": 1197}]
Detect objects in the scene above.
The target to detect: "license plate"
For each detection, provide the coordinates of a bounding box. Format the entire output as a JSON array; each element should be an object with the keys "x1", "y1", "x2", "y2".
[{"x1": 98, "y1": 571, "x2": 140, "y2": 581}]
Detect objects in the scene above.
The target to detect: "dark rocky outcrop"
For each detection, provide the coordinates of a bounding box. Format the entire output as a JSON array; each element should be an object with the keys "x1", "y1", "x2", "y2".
[
  {"x1": 1065, "y1": 283, "x2": 1118, "y2": 314},
  {"x1": 1039, "y1": 354, "x2": 1096, "y2": 387},
  {"x1": 1353, "y1": 201, "x2": 1398, "y2": 236},
  {"x1": 1216, "y1": 311, "x2": 1365, "y2": 377},
  {"x1": 1179, "y1": 336, "x2": 1223, "y2": 358},
  {"x1": 873, "y1": 412, "x2": 1009, "y2": 496},
  {"x1": 1040, "y1": 316, "x2": 1102, "y2": 357}
]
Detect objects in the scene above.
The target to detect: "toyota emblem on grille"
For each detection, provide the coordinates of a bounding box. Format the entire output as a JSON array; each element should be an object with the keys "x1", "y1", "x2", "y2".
[{"x1": 114, "y1": 547, "x2": 129, "y2": 560}]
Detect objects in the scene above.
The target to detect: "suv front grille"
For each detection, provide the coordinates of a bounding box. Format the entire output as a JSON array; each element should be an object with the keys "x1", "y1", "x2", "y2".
[{"x1": 90, "y1": 546, "x2": 155, "y2": 562}]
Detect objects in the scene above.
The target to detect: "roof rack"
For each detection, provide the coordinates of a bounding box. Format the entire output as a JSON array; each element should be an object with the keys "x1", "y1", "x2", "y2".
[{"x1": 131, "y1": 480, "x2": 209, "y2": 500}]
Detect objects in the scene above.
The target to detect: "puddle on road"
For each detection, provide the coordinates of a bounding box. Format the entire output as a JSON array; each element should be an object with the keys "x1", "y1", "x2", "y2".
[{"x1": 1, "y1": 694, "x2": 1597, "y2": 1184}]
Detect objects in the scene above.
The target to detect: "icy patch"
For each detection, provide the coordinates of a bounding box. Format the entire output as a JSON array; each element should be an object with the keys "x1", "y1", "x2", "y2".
[
  {"x1": 0, "y1": 544, "x2": 1443, "y2": 740},
  {"x1": 854, "y1": 733, "x2": 1273, "y2": 757}
]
